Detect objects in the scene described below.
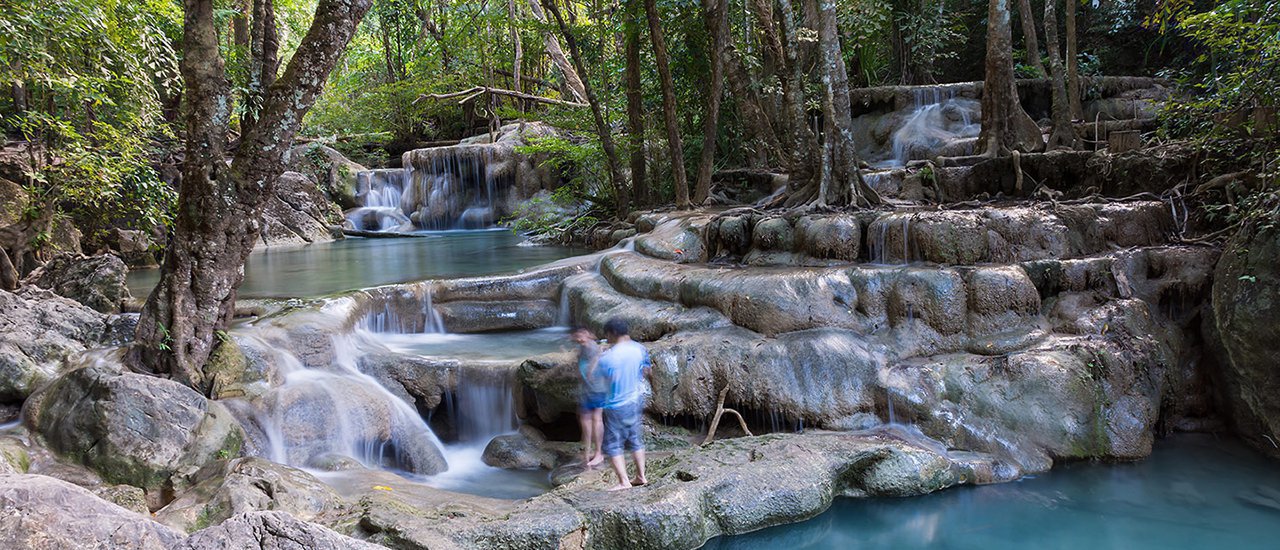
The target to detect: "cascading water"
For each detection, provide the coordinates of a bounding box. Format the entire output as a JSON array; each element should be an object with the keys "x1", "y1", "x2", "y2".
[
  {"x1": 883, "y1": 87, "x2": 982, "y2": 166},
  {"x1": 346, "y1": 169, "x2": 412, "y2": 232},
  {"x1": 401, "y1": 146, "x2": 511, "y2": 230},
  {"x1": 360, "y1": 287, "x2": 446, "y2": 334}
]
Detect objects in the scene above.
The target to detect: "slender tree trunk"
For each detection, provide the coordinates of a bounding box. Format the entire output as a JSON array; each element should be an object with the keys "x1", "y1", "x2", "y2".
[
  {"x1": 540, "y1": 0, "x2": 628, "y2": 216},
  {"x1": 1043, "y1": 0, "x2": 1076, "y2": 149},
  {"x1": 777, "y1": 0, "x2": 818, "y2": 191},
  {"x1": 624, "y1": 0, "x2": 647, "y2": 205},
  {"x1": 527, "y1": 0, "x2": 589, "y2": 104},
  {"x1": 1065, "y1": 0, "x2": 1082, "y2": 120},
  {"x1": 508, "y1": 0, "x2": 523, "y2": 108},
  {"x1": 131, "y1": 0, "x2": 373, "y2": 391},
  {"x1": 979, "y1": 0, "x2": 1043, "y2": 156},
  {"x1": 644, "y1": 0, "x2": 690, "y2": 209},
  {"x1": 1015, "y1": 0, "x2": 1046, "y2": 76},
  {"x1": 812, "y1": 0, "x2": 878, "y2": 207},
  {"x1": 694, "y1": 0, "x2": 728, "y2": 205},
  {"x1": 723, "y1": 47, "x2": 785, "y2": 167},
  {"x1": 243, "y1": 0, "x2": 279, "y2": 132}
]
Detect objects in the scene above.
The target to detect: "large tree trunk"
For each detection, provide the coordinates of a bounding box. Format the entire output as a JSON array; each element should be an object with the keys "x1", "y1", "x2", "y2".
[
  {"x1": 131, "y1": 0, "x2": 373, "y2": 391},
  {"x1": 508, "y1": 0, "x2": 523, "y2": 107},
  {"x1": 540, "y1": 0, "x2": 628, "y2": 216},
  {"x1": 979, "y1": 0, "x2": 1043, "y2": 156},
  {"x1": 1015, "y1": 0, "x2": 1046, "y2": 77},
  {"x1": 777, "y1": 0, "x2": 819, "y2": 192},
  {"x1": 644, "y1": 0, "x2": 690, "y2": 209},
  {"x1": 694, "y1": 0, "x2": 729, "y2": 205},
  {"x1": 806, "y1": 0, "x2": 878, "y2": 207},
  {"x1": 723, "y1": 47, "x2": 785, "y2": 168},
  {"x1": 526, "y1": 0, "x2": 589, "y2": 104},
  {"x1": 624, "y1": 0, "x2": 647, "y2": 205},
  {"x1": 1043, "y1": 0, "x2": 1076, "y2": 149},
  {"x1": 1065, "y1": 0, "x2": 1082, "y2": 120}
]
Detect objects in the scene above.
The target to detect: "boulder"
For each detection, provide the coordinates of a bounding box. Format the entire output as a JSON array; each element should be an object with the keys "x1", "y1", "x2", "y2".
[
  {"x1": 482, "y1": 426, "x2": 557, "y2": 469},
  {"x1": 24, "y1": 359, "x2": 245, "y2": 499},
  {"x1": 23, "y1": 253, "x2": 130, "y2": 313},
  {"x1": 0, "y1": 177, "x2": 25, "y2": 226},
  {"x1": 0, "y1": 474, "x2": 184, "y2": 550},
  {"x1": 107, "y1": 228, "x2": 159, "y2": 268},
  {"x1": 258, "y1": 171, "x2": 345, "y2": 249},
  {"x1": 156, "y1": 457, "x2": 347, "y2": 533},
  {"x1": 0, "y1": 436, "x2": 29, "y2": 474},
  {"x1": 1211, "y1": 220, "x2": 1280, "y2": 458},
  {"x1": 94, "y1": 484, "x2": 150, "y2": 515},
  {"x1": 285, "y1": 143, "x2": 368, "y2": 210},
  {"x1": 0, "y1": 287, "x2": 105, "y2": 408},
  {"x1": 177, "y1": 511, "x2": 384, "y2": 550}
]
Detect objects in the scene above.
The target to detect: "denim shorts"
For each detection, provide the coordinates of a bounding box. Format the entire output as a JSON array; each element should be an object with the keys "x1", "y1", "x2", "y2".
[
  {"x1": 602, "y1": 400, "x2": 645, "y2": 457},
  {"x1": 581, "y1": 391, "x2": 607, "y2": 412}
]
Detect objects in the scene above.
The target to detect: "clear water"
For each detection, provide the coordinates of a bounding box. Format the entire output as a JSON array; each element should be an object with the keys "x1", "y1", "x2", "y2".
[
  {"x1": 127, "y1": 229, "x2": 583, "y2": 299},
  {"x1": 707, "y1": 434, "x2": 1280, "y2": 549},
  {"x1": 372, "y1": 328, "x2": 572, "y2": 362}
]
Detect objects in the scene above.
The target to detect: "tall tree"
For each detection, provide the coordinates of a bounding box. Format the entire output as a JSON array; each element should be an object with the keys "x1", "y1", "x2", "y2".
[
  {"x1": 1065, "y1": 0, "x2": 1083, "y2": 120},
  {"x1": 777, "y1": 0, "x2": 819, "y2": 192},
  {"x1": 526, "y1": 0, "x2": 589, "y2": 104},
  {"x1": 624, "y1": 0, "x2": 648, "y2": 205},
  {"x1": 694, "y1": 0, "x2": 729, "y2": 205},
  {"x1": 978, "y1": 0, "x2": 1043, "y2": 155},
  {"x1": 1043, "y1": 0, "x2": 1076, "y2": 149},
  {"x1": 811, "y1": 0, "x2": 879, "y2": 207},
  {"x1": 241, "y1": 0, "x2": 279, "y2": 132},
  {"x1": 130, "y1": 0, "x2": 373, "y2": 390},
  {"x1": 644, "y1": 0, "x2": 690, "y2": 209},
  {"x1": 540, "y1": 0, "x2": 628, "y2": 216},
  {"x1": 1015, "y1": 0, "x2": 1047, "y2": 76}
]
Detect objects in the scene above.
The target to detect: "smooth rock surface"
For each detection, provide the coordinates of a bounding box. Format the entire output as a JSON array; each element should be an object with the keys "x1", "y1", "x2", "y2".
[
  {"x1": 0, "y1": 474, "x2": 184, "y2": 550},
  {"x1": 0, "y1": 287, "x2": 105, "y2": 407}
]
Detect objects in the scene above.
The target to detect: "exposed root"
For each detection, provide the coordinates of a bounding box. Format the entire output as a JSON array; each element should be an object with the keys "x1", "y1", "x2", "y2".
[{"x1": 702, "y1": 386, "x2": 753, "y2": 446}]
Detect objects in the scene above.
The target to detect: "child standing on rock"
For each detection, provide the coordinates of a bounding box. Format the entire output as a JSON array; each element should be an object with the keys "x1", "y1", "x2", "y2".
[{"x1": 572, "y1": 327, "x2": 607, "y2": 467}]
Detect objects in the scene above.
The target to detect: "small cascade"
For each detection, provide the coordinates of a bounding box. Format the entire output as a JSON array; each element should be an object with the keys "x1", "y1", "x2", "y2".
[
  {"x1": 360, "y1": 288, "x2": 446, "y2": 334},
  {"x1": 402, "y1": 146, "x2": 510, "y2": 230},
  {"x1": 884, "y1": 87, "x2": 981, "y2": 166},
  {"x1": 346, "y1": 168, "x2": 412, "y2": 232},
  {"x1": 452, "y1": 369, "x2": 518, "y2": 444},
  {"x1": 240, "y1": 332, "x2": 449, "y2": 474},
  {"x1": 868, "y1": 215, "x2": 914, "y2": 265}
]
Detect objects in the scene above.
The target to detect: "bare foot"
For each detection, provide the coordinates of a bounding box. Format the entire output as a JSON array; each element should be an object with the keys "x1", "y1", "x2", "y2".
[
  {"x1": 630, "y1": 477, "x2": 647, "y2": 487},
  {"x1": 606, "y1": 482, "x2": 633, "y2": 491},
  {"x1": 586, "y1": 454, "x2": 604, "y2": 467}
]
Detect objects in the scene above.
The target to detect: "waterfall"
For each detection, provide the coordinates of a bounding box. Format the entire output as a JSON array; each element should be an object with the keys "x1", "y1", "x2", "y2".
[
  {"x1": 886, "y1": 87, "x2": 982, "y2": 166},
  {"x1": 402, "y1": 145, "x2": 510, "y2": 230},
  {"x1": 346, "y1": 168, "x2": 411, "y2": 232},
  {"x1": 453, "y1": 369, "x2": 518, "y2": 444},
  {"x1": 360, "y1": 287, "x2": 446, "y2": 334}
]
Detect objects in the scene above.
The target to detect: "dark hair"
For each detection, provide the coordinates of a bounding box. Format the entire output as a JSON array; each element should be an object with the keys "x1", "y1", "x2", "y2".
[{"x1": 603, "y1": 317, "x2": 629, "y2": 338}]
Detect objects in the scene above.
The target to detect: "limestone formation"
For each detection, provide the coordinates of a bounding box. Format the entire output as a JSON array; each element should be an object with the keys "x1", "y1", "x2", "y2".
[
  {"x1": 176, "y1": 511, "x2": 385, "y2": 550},
  {"x1": 0, "y1": 287, "x2": 106, "y2": 411},
  {"x1": 285, "y1": 143, "x2": 368, "y2": 210},
  {"x1": 0, "y1": 474, "x2": 185, "y2": 550},
  {"x1": 23, "y1": 253, "x2": 131, "y2": 313},
  {"x1": 257, "y1": 171, "x2": 345, "y2": 249},
  {"x1": 156, "y1": 457, "x2": 349, "y2": 532}
]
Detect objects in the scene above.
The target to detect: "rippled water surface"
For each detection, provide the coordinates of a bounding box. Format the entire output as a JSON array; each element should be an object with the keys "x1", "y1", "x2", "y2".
[
  {"x1": 708, "y1": 434, "x2": 1280, "y2": 549},
  {"x1": 128, "y1": 230, "x2": 583, "y2": 299}
]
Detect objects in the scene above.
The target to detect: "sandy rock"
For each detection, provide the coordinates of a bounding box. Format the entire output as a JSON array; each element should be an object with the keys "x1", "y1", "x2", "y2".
[
  {"x1": 176, "y1": 510, "x2": 383, "y2": 550},
  {"x1": 0, "y1": 474, "x2": 184, "y2": 550}
]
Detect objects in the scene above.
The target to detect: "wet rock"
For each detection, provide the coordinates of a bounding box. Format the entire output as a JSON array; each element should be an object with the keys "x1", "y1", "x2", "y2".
[
  {"x1": 0, "y1": 474, "x2": 184, "y2": 550},
  {"x1": 795, "y1": 214, "x2": 861, "y2": 261},
  {"x1": 483, "y1": 426, "x2": 557, "y2": 469},
  {"x1": 176, "y1": 510, "x2": 383, "y2": 550},
  {"x1": 24, "y1": 253, "x2": 130, "y2": 313},
  {"x1": 0, "y1": 287, "x2": 105, "y2": 406},
  {"x1": 156, "y1": 457, "x2": 348, "y2": 533},
  {"x1": 285, "y1": 143, "x2": 368, "y2": 210},
  {"x1": 258, "y1": 171, "x2": 345, "y2": 249},
  {"x1": 0, "y1": 436, "x2": 29, "y2": 474},
  {"x1": 1211, "y1": 221, "x2": 1280, "y2": 458},
  {"x1": 25, "y1": 359, "x2": 245, "y2": 500},
  {"x1": 436, "y1": 299, "x2": 558, "y2": 332}
]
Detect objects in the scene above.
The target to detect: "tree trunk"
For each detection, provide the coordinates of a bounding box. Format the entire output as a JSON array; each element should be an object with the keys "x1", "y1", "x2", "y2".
[
  {"x1": 1065, "y1": 0, "x2": 1082, "y2": 120},
  {"x1": 242, "y1": 0, "x2": 280, "y2": 132},
  {"x1": 694, "y1": 0, "x2": 728, "y2": 205},
  {"x1": 1043, "y1": 0, "x2": 1076, "y2": 149},
  {"x1": 131, "y1": 0, "x2": 373, "y2": 392},
  {"x1": 527, "y1": 0, "x2": 589, "y2": 104},
  {"x1": 723, "y1": 47, "x2": 784, "y2": 168},
  {"x1": 1015, "y1": 0, "x2": 1046, "y2": 76},
  {"x1": 624, "y1": 0, "x2": 648, "y2": 205},
  {"x1": 644, "y1": 0, "x2": 690, "y2": 209},
  {"x1": 540, "y1": 0, "x2": 628, "y2": 217},
  {"x1": 777, "y1": 0, "x2": 819, "y2": 191},
  {"x1": 809, "y1": 0, "x2": 878, "y2": 207},
  {"x1": 508, "y1": 0, "x2": 523, "y2": 108},
  {"x1": 979, "y1": 0, "x2": 1043, "y2": 156}
]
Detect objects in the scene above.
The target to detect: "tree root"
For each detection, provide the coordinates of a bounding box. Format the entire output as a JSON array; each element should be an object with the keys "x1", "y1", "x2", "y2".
[{"x1": 702, "y1": 386, "x2": 752, "y2": 446}]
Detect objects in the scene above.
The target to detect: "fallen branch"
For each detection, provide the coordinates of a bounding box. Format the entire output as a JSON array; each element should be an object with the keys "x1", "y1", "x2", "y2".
[
  {"x1": 417, "y1": 86, "x2": 587, "y2": 108},
  {"x1": 702, "y1": 386, "x2": 753, "y2": 446},
  {"x1": 342, "y1": 228, "x2": 431, "y2": 239}
]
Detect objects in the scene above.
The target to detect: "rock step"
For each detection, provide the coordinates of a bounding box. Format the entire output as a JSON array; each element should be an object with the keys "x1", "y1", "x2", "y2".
[{"x1": 689, "y1": 201, "x2": 1176, "y2": 267}]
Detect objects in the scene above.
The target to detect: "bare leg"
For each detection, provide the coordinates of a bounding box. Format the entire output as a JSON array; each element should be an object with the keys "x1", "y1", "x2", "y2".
[
  {"x1": 579, "y1": 411, "x2": 592, "y2": 464},
  {"x1": 587, "y1": 409, "x2": 605, "y2": 466},
  {"x1": 630, "y1": 450, "x2": 647, "y2": 486},
  {"x1": 607, "y1": 455, "x2": 632, "y2": 491}
]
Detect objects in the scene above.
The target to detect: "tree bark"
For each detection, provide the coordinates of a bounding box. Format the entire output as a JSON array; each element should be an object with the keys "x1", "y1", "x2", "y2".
[
  {"x1": 1043, "y1": 0, "x2": 1076, "y2": 149},
  {"x1": 131, "y1": 0, "x2": 373, "y2": 392},
  {"x1": 979, "y1": 0, "x2": 1043, "y2": 156},
  {"x1": 1065, "y1": 0, "x2": 1082, "y2": 120},
  {"x1": 242, "y1": 0, "x2": 280, "y2": 132},
  {"x1": 624, "y1": 0, "x2": 647, "y2": 206},
  {"x1": 723, "y1": 46, "x2": 785, "y2": 168},
  {"x1": 540, "y1": 0, "x2": 628, "y2": 217},
  {"x1": 1015, "y1": 0, "x2": 1046, "y2": 76},
  {"x1": 777, "y1": 0, "x2": 819, "y2": 191},
  {"x1": 527, "y1": 0, "x2": 589, "y2": 104},
  {"x1": 694, "y1": 0, "x2": 729, "y2": 205},
  {"x1": 508, "y1": 0, "x2": 523, "y2": 107},
  {"x1": 644, "y1": 0, "x2": 690, "y2": 209},
  {"x1": 809, "y1": 0, "x2": 878, "y2": 207}
]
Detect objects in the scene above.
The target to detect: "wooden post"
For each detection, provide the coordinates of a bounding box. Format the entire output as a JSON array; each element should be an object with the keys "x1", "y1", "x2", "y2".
[{"x1": 1107, "y1": 130, "x2": 1141, "y2": 153}]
